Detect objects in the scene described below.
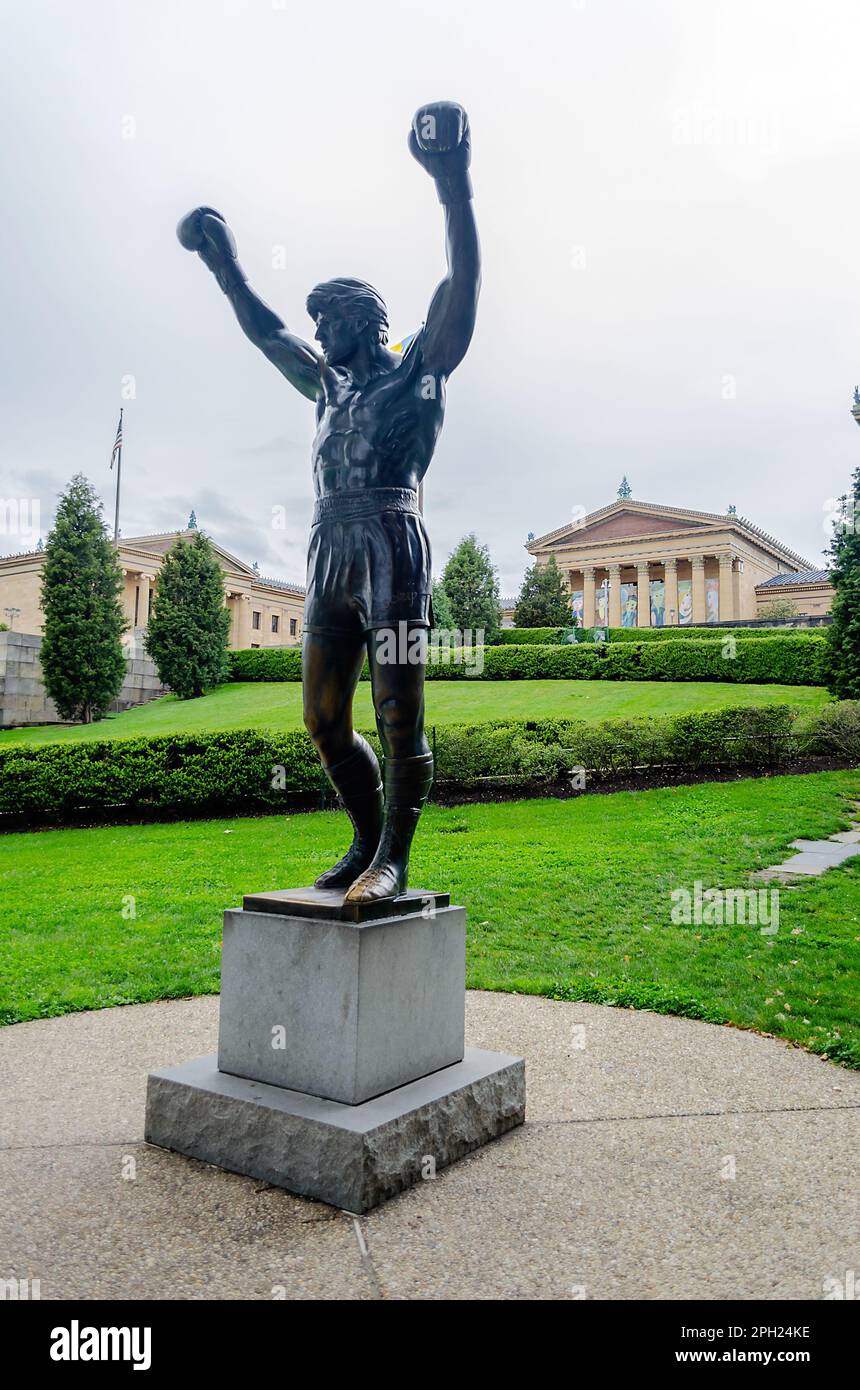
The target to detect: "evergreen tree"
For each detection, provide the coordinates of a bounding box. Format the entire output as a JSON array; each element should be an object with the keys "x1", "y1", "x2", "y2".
[
  {"x1": 145, "y1": 531, "x2": 231, "y2": 699},
  {"x1": 513, "y1": 555, "x2": 571, "y2": 627},
  {"x1": 40, "y1": 475, "x2": 126, "y2": 723},
  {"x1": 825, "y1": 467, "x2": 860, "y2": 699},
  {"x1": 442, "y1": 534, "x2": 501, "y2": 639},
  {"x1": 430, "y1": 577, "x2": 454, "y2": 634}
]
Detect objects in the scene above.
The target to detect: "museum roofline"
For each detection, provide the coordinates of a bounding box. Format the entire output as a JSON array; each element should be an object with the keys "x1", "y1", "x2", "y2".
[
  {"x1": 257, "y1": 576, "x2": 306, "y2": 595},
  {"x1": 0, "y1": 547, "x2": 44, "y2": 563},
  {"x1": 526, "y1": 499, "x2": 814, "y2": 570},
  {"x1": 755, "y1": 569, "x2": 831, "y2": 589},
  {"x1": 0, "y1": 529, "x2": 305, "y2": 591}
]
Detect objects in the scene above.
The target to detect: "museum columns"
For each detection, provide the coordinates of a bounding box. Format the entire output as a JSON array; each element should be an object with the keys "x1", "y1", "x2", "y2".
[
  {"x1": 608, "y1": 563, "x2": 622, "y2": 627},
  {"x1": 583, "y1": 565, "x2": 596, "y2": 628},
  {"x1": 562, "y1": 549, "x2": 757, "y2": 628},
  {"x1": 691, "y1": 555, "x2": 706, "y2": 623},
  {"x1": 664, "y1": 557, "x2": 679, "y2": 627},
  {"x1": 237, "y1": 594, "x2": 252, "y2": 647},
  {"x1": 120, "y1": 569, "x2": 136, "y2": 628},
  {"x1": 136, "y1": 573, "x2": 151, "y2": 629},
  {"x1": 636, "y1": 561, "x2": 650, "y2": 627},
  {"x1": 718, "y1": 554, "x2": 736, "y2": 622}
]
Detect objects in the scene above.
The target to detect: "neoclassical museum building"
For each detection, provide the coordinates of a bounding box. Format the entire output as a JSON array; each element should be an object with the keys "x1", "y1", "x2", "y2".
[
  {"x1": 0, "y1": 524, "x2": 306, "y2": 649},
  {"x1": 1, "y1": 498, "x2": 833, "y2": 644},
  {"x1": 525, "y1": 495, "x2": 832, "y2": 627}
]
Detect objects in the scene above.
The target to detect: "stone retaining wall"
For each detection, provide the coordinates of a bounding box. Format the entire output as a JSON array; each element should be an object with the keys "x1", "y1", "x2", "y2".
[{"x1": 0, "y1": 630, "x2": 168, "y2": 727}]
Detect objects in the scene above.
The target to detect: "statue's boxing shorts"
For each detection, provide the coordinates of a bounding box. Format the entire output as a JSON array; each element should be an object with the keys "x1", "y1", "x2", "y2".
[{"x1": 303, "y1": 487, "x2": 433, "y2": 637}]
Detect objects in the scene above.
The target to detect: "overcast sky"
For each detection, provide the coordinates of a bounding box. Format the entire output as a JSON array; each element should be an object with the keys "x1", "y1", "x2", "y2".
[{"x1": 2, "y1": 0, "x2": 860, "y2": 594}]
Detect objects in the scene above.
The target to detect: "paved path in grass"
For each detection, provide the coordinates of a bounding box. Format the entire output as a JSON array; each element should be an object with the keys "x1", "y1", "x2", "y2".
[
  {"x1": 2, "y1": 992, "x2": 858, "y2": 1300},
  {"x1": 757, "y1": 816, "x2": 860, "y2": 880}
]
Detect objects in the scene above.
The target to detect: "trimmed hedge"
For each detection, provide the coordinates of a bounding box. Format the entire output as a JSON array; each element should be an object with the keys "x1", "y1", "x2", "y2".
[
  {"x1": 602, "y1": 625, "x2": 825, "y2": 643},
  {"x1": 0, "y1": 730, "x2": 321, "y2": 820},
  {"x1": 229, "y1": 647, "x2": 303, "y2": 681},
  {"x1": 492, "y1": 625, "x2": 825, "y2": 645},
  {"x1": 1, "y1": 701, "x2": 852, "y2": 826},
  {"x1": 434, "y1": 705, "x2": 804, "y2": 785},
  {"x1": 492, "y1": 627, "x2": 569, "y2": 645},
  {"x1": 228, "y1": 636, "x2": 827, "y2": 686}
]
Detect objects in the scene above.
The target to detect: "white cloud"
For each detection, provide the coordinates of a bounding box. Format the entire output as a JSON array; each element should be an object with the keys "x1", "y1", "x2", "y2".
[{"x1": 1, "y1": 0, "x2": 858, "y2": 590}]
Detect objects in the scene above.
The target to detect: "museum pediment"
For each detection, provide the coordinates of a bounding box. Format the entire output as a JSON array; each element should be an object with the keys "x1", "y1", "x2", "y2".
[
  {"x1": 540, "y1": 505, "x2": 714, "y2": 549},
  {"x1": 123, "y1": 530, "x2": 257, "y2": 579}
]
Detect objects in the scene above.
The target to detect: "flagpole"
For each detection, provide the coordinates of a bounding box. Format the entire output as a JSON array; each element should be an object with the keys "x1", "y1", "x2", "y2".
[{"x1": 113, "y1": 407, "x2": 123, "y2": 542}]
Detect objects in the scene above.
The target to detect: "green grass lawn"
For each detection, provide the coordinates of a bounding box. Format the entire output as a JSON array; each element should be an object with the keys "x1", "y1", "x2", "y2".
[
  {"x1": 2, "y1": 770, "x2": 858, "y2": 1066},
  {"x1": 0, "y1": 679, "x2": 829, "y2": 747}
]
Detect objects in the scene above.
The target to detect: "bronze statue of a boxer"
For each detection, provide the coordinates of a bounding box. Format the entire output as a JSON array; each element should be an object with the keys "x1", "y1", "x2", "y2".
[{"x1": 177, "y1": 101, "x2": 480, "y2": 903}]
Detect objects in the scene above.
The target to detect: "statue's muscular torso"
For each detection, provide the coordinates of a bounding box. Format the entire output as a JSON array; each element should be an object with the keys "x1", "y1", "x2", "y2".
[{"x1": 311, "y1": 336, "x2": 445, "y2": 498}]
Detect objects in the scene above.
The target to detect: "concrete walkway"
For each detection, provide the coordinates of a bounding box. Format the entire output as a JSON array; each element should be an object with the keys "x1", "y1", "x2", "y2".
[
  {"x1": 2, "y1": 992, "x2": 858, "y2": 1300},
  {"x1": 757, "y1": 819, "x2": 860, "y2": 880}
]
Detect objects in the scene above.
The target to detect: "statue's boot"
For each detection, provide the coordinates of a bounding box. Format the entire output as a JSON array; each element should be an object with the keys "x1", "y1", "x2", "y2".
[
  {"x1": 344, "y1": 753, "x2": 435, "y2": 904},
  {"x1": 314, "y1": 735, "x2": 383, "y2": 890}
]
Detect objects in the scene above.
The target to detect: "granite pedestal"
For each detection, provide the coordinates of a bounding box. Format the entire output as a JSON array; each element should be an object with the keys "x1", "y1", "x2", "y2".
[
  {"x1": 219, "y1": 889, "x2": 465, "y2": 1103},
  {"x1": 144, "y1": 887, "x2": 525, "y2": 1211}
]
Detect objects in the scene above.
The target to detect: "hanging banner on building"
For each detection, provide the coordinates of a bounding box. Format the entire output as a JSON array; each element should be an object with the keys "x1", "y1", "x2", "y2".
[
  {"x1": 571, "y1": 590, "x2": 584, "y2": 627},
  {"x1": 677, "y1": 579, "x2": 692, "y2": 625},
  {"x1": 620, "y1": 582, "x2": 637, "y2": 626},
  {"x1": 596, "y1": 587, "x2": 608, "y2": 626},
  {"x1": 649, "y1": 579, "x2": 666, "y2": 627},
  {"x1": 706, "y1": 576, "x2": 720, "y2": 623}
]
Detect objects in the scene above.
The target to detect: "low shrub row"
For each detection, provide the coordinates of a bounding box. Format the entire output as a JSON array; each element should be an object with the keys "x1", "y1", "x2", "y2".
[
  {"x1": 598, "y1": 625, "x2": 825, "y2": 643},
  {"x1": 437, "y1": 637, "x2": 826, "y2": 685},
  {"x1": 0, "y1": 730, "x2": 321, "y2": 821},
  {"x1": 2, "y1": 702, "x2": 855, "y2": 826},
  {"x1": 491, "y1": 625, "x2": 825, "y2": 645},
  {"x1": 229, "y1": 647, "x2": 303, "y2": 681},
  {"x1": 228, "y1": 636, "x2": 826, "y2": 686},
  {"x1": 433, "y1": 704, "x2": 813, "y2": 785},
  {"x1": 492, "y1": 627, "x2": 569, "y2": 645}
]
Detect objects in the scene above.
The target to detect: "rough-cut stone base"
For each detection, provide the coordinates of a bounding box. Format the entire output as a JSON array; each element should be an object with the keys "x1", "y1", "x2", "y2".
[{"x1": 145, "y1": 1048, "x2": 525, "y2": 1212}]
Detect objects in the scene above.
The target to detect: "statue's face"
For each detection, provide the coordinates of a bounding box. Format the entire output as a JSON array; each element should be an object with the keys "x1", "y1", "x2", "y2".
[{"x1": 313, "y1": 311, "x2": 367, "y2": 366}]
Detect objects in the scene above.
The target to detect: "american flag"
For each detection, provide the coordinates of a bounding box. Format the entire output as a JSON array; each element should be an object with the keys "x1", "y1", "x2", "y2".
[{"x1": 110, "y1": 410, "x2": 123, "y2": 469}]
